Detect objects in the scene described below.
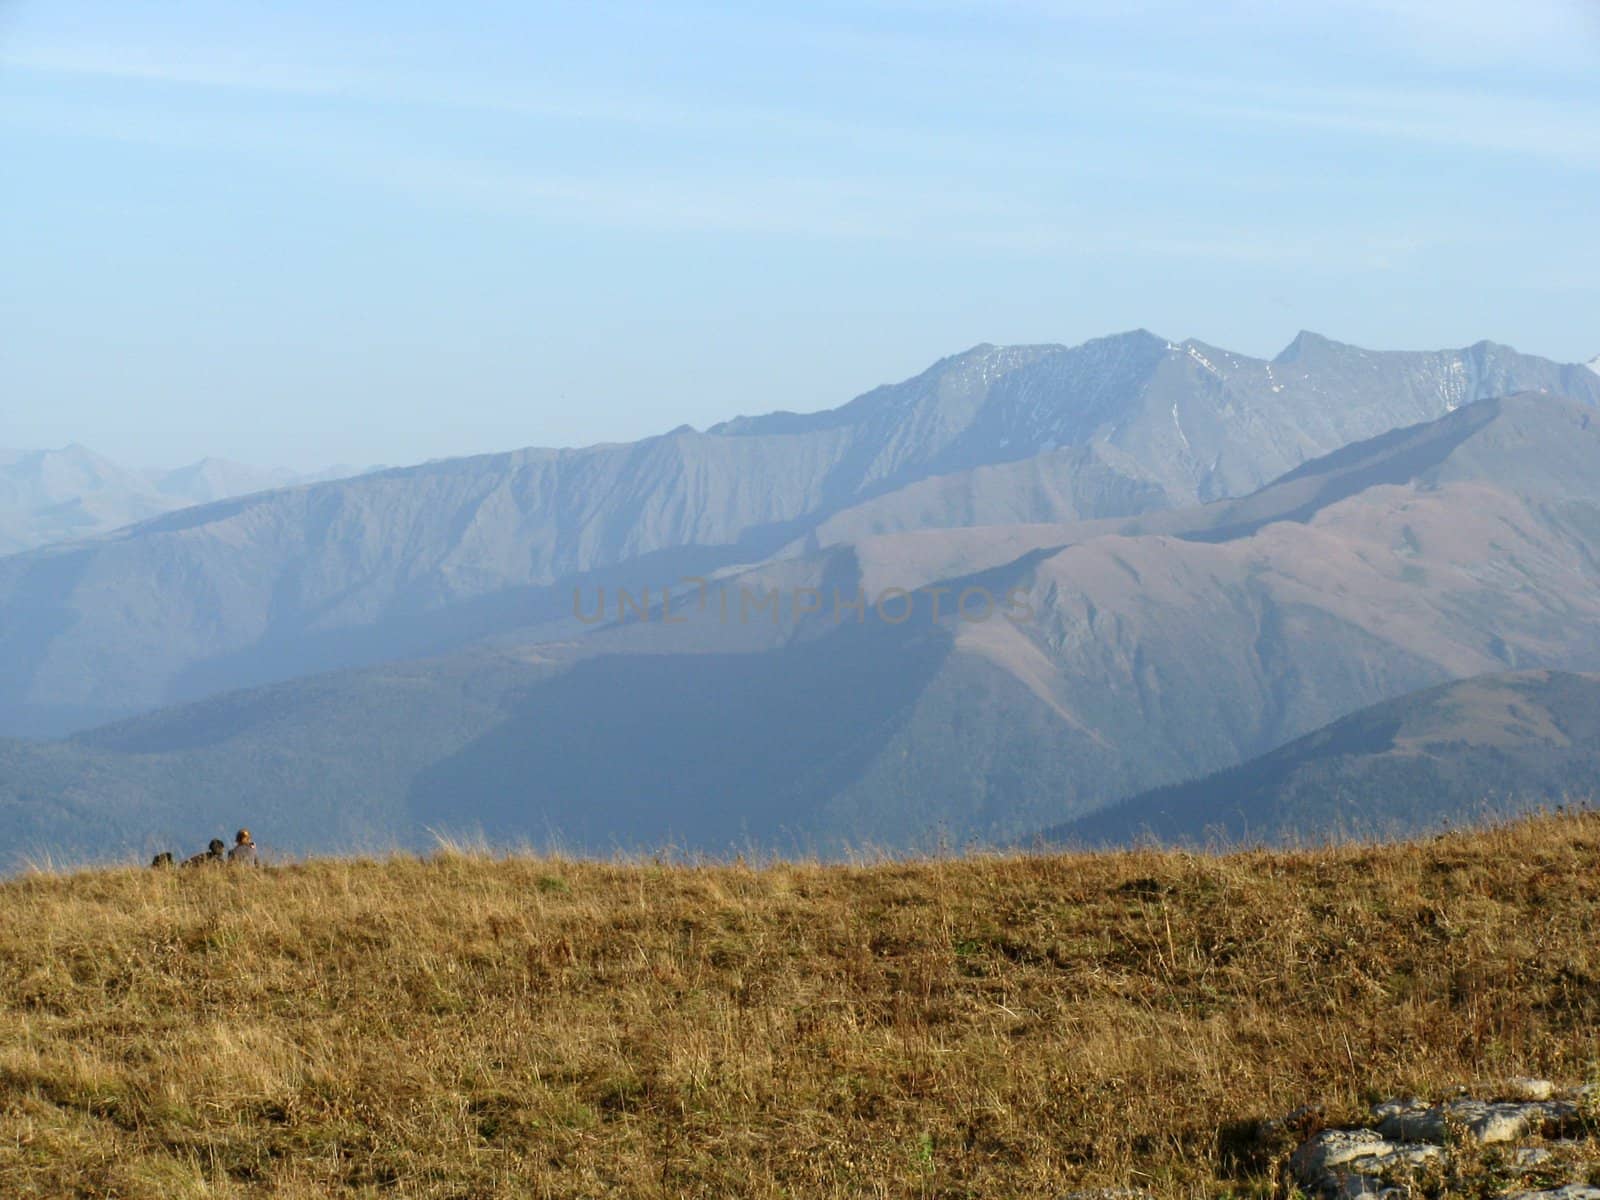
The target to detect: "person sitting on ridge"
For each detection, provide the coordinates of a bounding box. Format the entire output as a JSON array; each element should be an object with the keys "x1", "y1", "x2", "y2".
[
  {"x1": 228, "y1": 829, "x2": 258, "y2": 866},
  {"x1": 182, "y1": 838, "x2": 227, "y2": 868}
]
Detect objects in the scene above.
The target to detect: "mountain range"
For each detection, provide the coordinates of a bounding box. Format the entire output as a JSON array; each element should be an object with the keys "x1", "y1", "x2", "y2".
[
  {"x1": 0, "y1": 325, "x2": 1597, "y2": 864},
  {"x1": 1, "y1": 330, "x2": 1595, "y2": 740}
]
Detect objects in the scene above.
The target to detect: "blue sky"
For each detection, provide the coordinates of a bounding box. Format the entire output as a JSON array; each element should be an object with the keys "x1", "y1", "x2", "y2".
[{"x1": 2, "y1": 1, "x2": 1597, "y2": 470}]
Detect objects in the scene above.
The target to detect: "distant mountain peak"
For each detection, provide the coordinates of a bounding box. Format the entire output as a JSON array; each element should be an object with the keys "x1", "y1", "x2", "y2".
[
  {"x1": 1271, "y1": 330, "x2": 1347, "y2": 363},
  {"x1": 955, "y1": 330, "x2": 1167, "y2": 365},
  {"x1": 17, "y1": 443, "x2": 127, "y2": 483},
  {"x1": 1092, "y1": 328, "x2": 1167, "y2": 353},
  {"x1": 45, "y1": 443, "x2": 116, "y2": 466},
  {"x1": 1587, "y1": 354, "x2": 1600, "y2": 376}
]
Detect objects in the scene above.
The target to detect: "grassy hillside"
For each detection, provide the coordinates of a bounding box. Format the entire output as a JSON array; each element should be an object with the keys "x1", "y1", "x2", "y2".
[{"x1": 2, "y1": 814, "x2": 1599, "y2": 1198}]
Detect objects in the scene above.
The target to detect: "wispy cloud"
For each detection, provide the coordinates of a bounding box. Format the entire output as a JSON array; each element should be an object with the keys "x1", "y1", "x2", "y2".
[
  {"x1": 0, "y1": 40, "x2": 1070, "y2": 181},
  {"x1": 4, "y1": 8, "x2": 1595, "y2": 259},
  {"x1": 1262, "y1": 0, "x2": 1599, "y2": 68},
  {"x1": 358, "y1": 153, "x2": 1028, "y2": 243},
  {"x1": 1, "y1": 89, "x2": 1415, "y2": 262},
  {"x1": 1, "y1": 42, "x2": 358, "y2": 97},
  {"x1": 8, "y1": 12, "x2": 1599, "y2": 181},
  {"x1": 10, "y1": 24, "x2": 1599, "y2": 174},
  {"x1": 1183, "y1": 88, "x2": 1600, "y2": 172},
  {"x1": 862, "y1": 0, "x2": 1600, "y2": 70},
  {"x1": 785, "y1": 13, "x2": 1600, "y2": 172}
]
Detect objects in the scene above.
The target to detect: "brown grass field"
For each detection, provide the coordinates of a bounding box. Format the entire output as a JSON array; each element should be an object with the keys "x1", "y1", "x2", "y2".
[{"x1": 2, "y1": 812, "x2": 1599, "y2": 1198}]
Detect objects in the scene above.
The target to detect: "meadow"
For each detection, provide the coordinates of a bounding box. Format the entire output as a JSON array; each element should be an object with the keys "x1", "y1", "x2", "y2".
[{"x1": 2, "y1": 813, "x2": 1598, "y2": 1197}]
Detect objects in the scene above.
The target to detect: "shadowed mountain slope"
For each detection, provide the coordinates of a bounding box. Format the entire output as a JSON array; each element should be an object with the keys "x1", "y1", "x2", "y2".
[{"x1": 1042, "y1": 670, "x2": 1600, "y2": 848}]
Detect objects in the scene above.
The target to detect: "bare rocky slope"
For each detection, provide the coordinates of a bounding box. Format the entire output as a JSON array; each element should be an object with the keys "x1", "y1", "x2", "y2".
[{"x1": 0, "y1": 332, "x2": 1593, "y2": 737}]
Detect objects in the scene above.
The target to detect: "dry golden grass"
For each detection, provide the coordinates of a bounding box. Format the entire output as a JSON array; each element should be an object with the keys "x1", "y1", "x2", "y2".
[{"x1": 2, "y1": 813, "x2": 1599, "y2": 1198}]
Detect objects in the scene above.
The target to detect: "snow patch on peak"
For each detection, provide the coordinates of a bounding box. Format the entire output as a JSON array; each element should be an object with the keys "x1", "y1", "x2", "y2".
[
  {"x1": 1184, "y1": 345, "x2": 1222, "y2": 377},
  {"x1": 1586, "y1": 354, "x2": 1600, "y2": 376}
]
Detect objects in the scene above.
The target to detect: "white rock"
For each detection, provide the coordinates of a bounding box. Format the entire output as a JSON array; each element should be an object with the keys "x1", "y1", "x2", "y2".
[
  {"x1": 1373, "y1": 1098, "x2": 1575, "y2": 1145},
  {"x1": 1293, "y1": 1129, "x2": 1395, "y2": 1176},
  {"x1": 1296, "y1": 1086, "x2": 1600, "y2": 1200},
  {"x1": 1373, "y1": 1101, "x2": 1445, "y2": 1143},
  {"x1": 1350, "y1": 1144, "x2": 1446, "y2": 1176},
  {"x1": 1468, "y1": 1102, "x2": 1538, "y2": 1144}
]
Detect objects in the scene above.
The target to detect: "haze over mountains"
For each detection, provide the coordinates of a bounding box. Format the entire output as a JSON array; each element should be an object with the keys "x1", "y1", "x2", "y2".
[
  {"x1": 1, "y1": 330, "x2": 1598, "y2": 865},
  {"x1": 0, "y1": 445, "x2": 374, "y2": 556}
]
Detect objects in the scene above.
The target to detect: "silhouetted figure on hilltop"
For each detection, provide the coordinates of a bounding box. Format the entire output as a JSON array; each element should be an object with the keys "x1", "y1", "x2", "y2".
[
  {"x1": 228, "y1": 829, "x2": 258, "y2": 866},
  {"x1": 182, "y1": 838, "x2": 227, "y2": 868}
]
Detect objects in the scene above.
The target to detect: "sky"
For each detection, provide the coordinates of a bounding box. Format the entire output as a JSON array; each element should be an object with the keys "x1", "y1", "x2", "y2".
[{"x1": 1, "y1": 1, "x2": 1597, "y2": 471}]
